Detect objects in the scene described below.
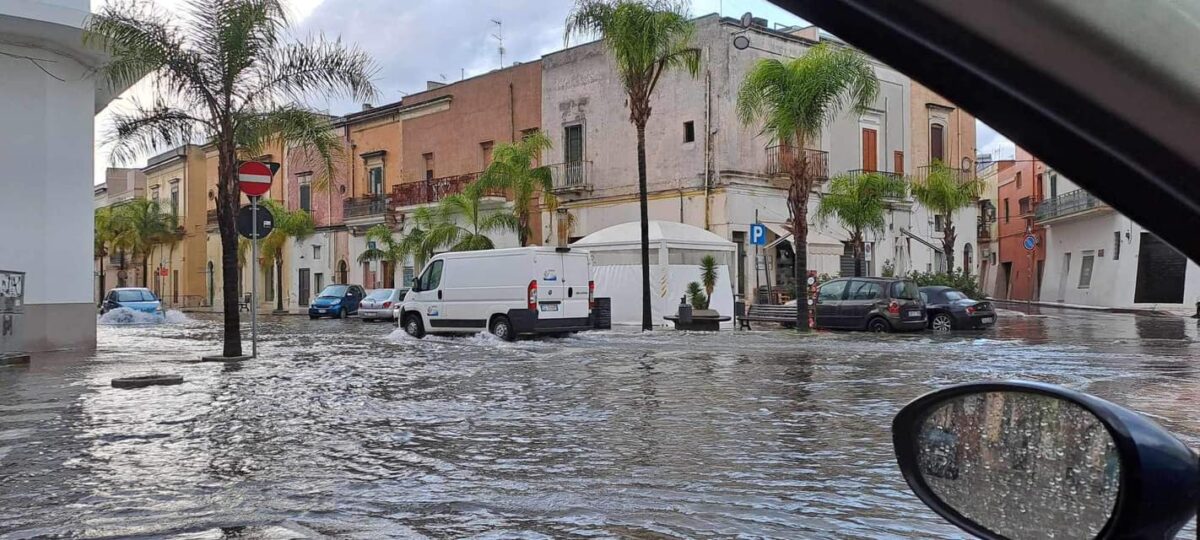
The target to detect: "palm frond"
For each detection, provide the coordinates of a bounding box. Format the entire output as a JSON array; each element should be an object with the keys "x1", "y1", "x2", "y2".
[
  {"x1": 236, "y1": 106, "x2": 344, "y2": 190},
  {"x1": 238, "y1": 35, "x2": 378, "y2": 109}
]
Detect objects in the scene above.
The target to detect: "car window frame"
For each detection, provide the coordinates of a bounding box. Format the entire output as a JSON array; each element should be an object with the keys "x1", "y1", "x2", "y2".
[
  {"x1": 847, "y1": 280, "x2": 884, "y2": 301},
  {"x1": 817, "y1": 279, "x2": 848, "y2": 302}
]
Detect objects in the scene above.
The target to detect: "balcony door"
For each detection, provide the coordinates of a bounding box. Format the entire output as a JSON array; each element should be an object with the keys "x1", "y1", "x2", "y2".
[{"x1": 861, "y1": 128, "x2": 877, "y2": 171}]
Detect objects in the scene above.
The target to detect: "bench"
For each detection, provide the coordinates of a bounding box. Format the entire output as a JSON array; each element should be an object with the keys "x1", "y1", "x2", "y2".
[{"x1": 739, "y1": 304, "x2": 799, "y2": 330}]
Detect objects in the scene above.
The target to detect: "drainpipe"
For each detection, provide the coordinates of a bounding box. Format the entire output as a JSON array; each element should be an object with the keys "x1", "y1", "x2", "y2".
[
  {"x1": 704, "y1": 66, "x2": 712, "y2": 231},
  {"x1": 509, "y1": 82, "x2": 516, "y2": 142}
]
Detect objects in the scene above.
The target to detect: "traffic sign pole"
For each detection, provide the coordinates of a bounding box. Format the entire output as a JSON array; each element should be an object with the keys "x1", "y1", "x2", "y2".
[{"x1": 251, "y1": 196, "x2": 258, "y2": 358}]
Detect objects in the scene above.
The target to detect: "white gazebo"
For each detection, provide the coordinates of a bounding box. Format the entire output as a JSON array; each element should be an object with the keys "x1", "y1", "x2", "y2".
[{"x1": 572, "y1": 221, "x2": 736, "y2": 327}]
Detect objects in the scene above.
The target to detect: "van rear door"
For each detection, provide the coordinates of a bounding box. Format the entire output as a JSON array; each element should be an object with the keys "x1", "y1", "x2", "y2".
[
  {"x1": 560, "y1": 252, "x2": 590, "y2": 320},
  {"x1": 534, "y1": 251, "x2": 566, "y2": 319}
]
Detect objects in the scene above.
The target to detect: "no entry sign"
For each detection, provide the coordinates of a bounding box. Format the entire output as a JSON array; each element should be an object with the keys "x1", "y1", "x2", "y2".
[{"x1": 238, "y1": 161, "x2": 273, "y2": 197}]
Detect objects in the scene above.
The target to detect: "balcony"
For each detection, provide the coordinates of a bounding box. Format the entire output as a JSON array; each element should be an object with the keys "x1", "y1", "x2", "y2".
[
  {"x1": 765, "y1": 146, "x2": 828, "y2": 182},
  {"x1": 343, "y1": 194, "x2": 390, "y2": 225},
  {"x1": 1035, "y1": 189, "x2": 1110, "y2": 223},
  {"x1": 913, "y1": 164, "x2": 977, "y2": 186},
  {"x1": 977, "y1": 222, "x2": 992, "y2": 240},
  {"x1": 840, "y1": 169, "x2": 908, "y2": 198},
  {"x1": 391, "y1": 172, "x2": 505, "y2": 208},
  {"x1": 548, "y1": 161, "x2": 592, "y2": 193}
]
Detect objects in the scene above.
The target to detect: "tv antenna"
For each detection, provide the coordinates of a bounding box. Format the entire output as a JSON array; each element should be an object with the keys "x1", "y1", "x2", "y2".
[{"x1": 491, "y1": 19, "x2": 505, "y2": 68}]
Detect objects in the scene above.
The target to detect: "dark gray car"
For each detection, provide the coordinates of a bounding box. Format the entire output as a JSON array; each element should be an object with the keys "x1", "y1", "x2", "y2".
[
  {"x1": 919, "y1": 286, "x2": 996, "y2": 332},
  {"x1": 813, "y1": 277, "x2": 926, "y2": 332}
]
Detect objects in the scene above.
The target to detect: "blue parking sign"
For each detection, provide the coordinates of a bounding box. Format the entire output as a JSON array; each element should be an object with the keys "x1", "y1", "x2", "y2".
[{"x1": 750, "y1": 223, "x2": 767, "y2": 246}]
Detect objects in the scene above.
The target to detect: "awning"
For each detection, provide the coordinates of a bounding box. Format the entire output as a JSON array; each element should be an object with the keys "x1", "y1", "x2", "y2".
[
  {"x1": 900, "y1": 227, "x2": 944, "y2": 253},
  {"x1": 762, "y1": 222, "x2": 845, "y2": 256}
]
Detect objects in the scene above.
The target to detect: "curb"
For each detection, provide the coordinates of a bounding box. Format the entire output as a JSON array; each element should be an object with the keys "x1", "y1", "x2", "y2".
[
  {"x1": 989, "y1": 299, "x2": 1183, "y2": 317},
  {"x1": 112, "y1": 375, "x2": 184, "y2": 389},
  {"x1": 0, "y1": 354, "x2": 31, "y2": 366},
  {"x1": 201, "y1": 355, "x2": 252, "y2": 363}
]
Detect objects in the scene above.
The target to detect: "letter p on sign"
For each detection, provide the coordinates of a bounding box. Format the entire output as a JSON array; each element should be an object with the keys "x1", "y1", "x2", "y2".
[{"x1": 750, "y1": 223, "x2": 767, "y2": 246}]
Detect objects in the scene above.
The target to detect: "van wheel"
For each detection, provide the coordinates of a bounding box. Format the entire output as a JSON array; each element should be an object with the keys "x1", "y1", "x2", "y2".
[
  {"x1": 868, "y1": 317, "x2": 891, "y2": 333},
  {"x1": 403, "y1": 313, "x2": 425, "y2": 338},
  {"x1": 931, "y1": 313, "x2": 954, "y2": 332},
  {"x1": 490, "y1": 315, "x2": 515, "y2": 341}
]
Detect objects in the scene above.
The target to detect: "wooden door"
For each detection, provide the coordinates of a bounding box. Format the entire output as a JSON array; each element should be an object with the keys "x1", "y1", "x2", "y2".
[{"x1": 861, "y1": 128, "x2": 878, "y2": 171}]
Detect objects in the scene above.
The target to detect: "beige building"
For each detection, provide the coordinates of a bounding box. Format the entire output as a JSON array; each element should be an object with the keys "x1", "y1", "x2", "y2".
[
  {"x1": 142, "y1": 145, "x2": 208, "y2": 307},
  {"x1": 93, "y1": 168, "x2": 146, "y2": 302}
]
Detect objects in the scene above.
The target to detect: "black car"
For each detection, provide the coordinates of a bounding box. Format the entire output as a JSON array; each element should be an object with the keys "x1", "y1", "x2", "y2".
[
  {"x1": 919, "y1": 286, "x2": 996, "y2": 332},
  {"x1": 813, "y1": 277, "x2": 926, "y2": 332}
]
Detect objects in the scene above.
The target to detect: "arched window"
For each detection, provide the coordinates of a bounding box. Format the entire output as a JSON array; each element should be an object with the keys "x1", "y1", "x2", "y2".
[
  {"x1": 930, "y1": 123, "x2": 945, "y2": 164},
  {"x1": 337, "y1": 260, "x2": 348, "y2": 285}
]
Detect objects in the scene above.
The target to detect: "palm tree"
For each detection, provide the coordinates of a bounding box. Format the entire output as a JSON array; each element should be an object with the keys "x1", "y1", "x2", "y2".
[
  {"x1": 475, "y1": 131, "x2": 554, "y2": 246},
  {"x1": 94, "y1": 207, "x2": 118, "y2": 301},
  {"x1": 112, "y1": 198, "x2": 175, "y2": 288},
  {"x1": 737, "y1": 44, "x2": 879, "y2": 330},
  {"x1": 393, "y1": 206, "x2": 446, "y2": 274},
  {"x1": 911, "y1": 161, "x2": 984, "y2": 274},
  {"x1": 357, "y1": 224, "x2": 404, "y2": 287},
  {"x1": 816, "y1": 172, "x2": 907, "y2": 277},
  {"x1": 430, "y1": 187, "x2": 520, "y2": 252},
  {"x1": 566, "y1": 0, "x2": 700, "y2": 331},
  {"x1": 699, "y1": 254, "x2": 718, "y2": 301},
  {"x1": 258, "y1": 199, "x2": 315, "y2": 311},
  {"x1": 85, "y1": 0, "x2": 376, "y2": 357}
]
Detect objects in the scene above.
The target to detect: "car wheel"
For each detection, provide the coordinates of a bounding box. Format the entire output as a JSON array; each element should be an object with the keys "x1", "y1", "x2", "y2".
[
  {"x1": 490, "y1": 315, "x2": 515, "y2": 341},
  {"x1": 868, "y1": 317, "x2": 891, "y2": 333},
  {"x1": 403, "y1": 313, "x2": 425, "y2": 338},
  {"x1": 335, "y1": 307, "x2": 347, "y2": 319},
  {"x1": 931, "y1": 313, "x2": 954, "y2": 333},
  {"x1": 309, "y1": 315, "x2": 318, "y2": 320}
]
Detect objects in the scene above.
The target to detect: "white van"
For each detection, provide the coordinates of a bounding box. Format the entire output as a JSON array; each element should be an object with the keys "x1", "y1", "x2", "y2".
[{"x1": 397, "y1": 247, "x2": 594, "y2": 340}]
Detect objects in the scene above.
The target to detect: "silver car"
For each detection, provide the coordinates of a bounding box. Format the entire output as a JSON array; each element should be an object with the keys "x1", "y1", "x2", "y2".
[{"x1": 358, "y1": 288, "x2": 408, "y2": 322}]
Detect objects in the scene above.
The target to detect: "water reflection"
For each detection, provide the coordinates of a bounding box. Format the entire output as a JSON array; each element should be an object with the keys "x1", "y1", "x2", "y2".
[{"x1": 918, "y1": 392, "x2": 1119, "y2": 539}]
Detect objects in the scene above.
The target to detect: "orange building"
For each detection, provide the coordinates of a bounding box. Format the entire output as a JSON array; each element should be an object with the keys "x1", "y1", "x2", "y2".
[{"x1": 994, "y1": 147, "x2": 1046, "y2": 300}]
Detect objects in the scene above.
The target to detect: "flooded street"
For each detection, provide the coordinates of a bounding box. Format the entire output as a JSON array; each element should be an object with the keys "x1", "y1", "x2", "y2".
[{"x1": 2, "y1": 309, "x2": 1199, "y2": 538}]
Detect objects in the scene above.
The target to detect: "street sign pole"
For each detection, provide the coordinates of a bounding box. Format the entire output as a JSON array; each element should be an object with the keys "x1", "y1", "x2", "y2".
[{"x1": 251, "y1": 196, "x2": 258, "y2": 358}]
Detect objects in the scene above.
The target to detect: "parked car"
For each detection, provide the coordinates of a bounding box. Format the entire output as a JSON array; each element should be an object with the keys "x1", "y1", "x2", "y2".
[
  {"x1": 308, "y1": 284, "x2": 366, "y2": 319},
  {"x1": 359, "y1": 288, "x2": 408, "y2": 322},
  {"x1": 398, "y1": 247, "x2": 594, "y2": 341},
  {"x1": 99, "y1": 287, "x2": 163, "y2": 316},
  {"x1": 919, "y1": 286, "x2": 996, "y2": 331},
  {"x1": 812, "y1": 277, "x2": 926, "y2": 332}
]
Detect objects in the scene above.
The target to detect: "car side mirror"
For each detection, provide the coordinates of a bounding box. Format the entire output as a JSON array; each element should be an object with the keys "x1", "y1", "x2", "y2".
[{"x1": 893, "y1": 381, "x2": 1199, "y2": 540}]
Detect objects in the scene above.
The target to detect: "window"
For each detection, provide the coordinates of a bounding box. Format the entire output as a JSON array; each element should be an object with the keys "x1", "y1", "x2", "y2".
[
  {"x1": 264, "y1": 264, "x2": 274, "y2": 302},
  {"x1": 423, "y1": 153, "x2": 434, "y2": 181},
  {"x1": 481, "y1": 141, "x2": 494, "y2": 168},
  {"x1": 419, "y1": 260, "x2": 443, "y2": 290},
  {"x1": 402, "y1": 266, "x2": 415, "y2": 287},
  {"x1": 313, "y1": 245, "x2": 321, "y2": 260},
  {"x1": 1078, "y1": 251, "x2": 1095, "y2": 288},
  {"x1": 1050, "y1": 173, "x2": 1059, "y2": 199},
  {"x1": 930, "y1": 123, "x2": 945, "y2": 163},
  {"x1": 1004, "y1": 198, "x2": 1011, "y2": 223},
  {"x1": 891, "y1": 280, "x2": 919, "y2": 300},
  {"x1": 170, "y1": 185, "x2": 179, "y2": 215},
  {"x1": 1113, "y1": 232, "x2": 1121, "y2": 260},
  {"x1": 1019, "y1": 197, "x2": 1031, "y2": 215},
  {"x1": 683, "y1": 121, "x2": 695, "y2": 143},
  {"x1": 861, "y1": 128, "x2": 878, "y2": 171},
  {"x1": 934, "y1": 215, "x2": 944, "y2": 232},
  {"x1": 894, "y1": 151, "x2": 904, "y2": 175},
  {"x1": 298, "y1": 173, "x2": 312, "y2": 212},
  {"x1": 564, "y1": 124, "x2": 583, "y2": 163},
  {"x1": 846, "y1": 280, "x2": 883, "y2": 300},
  {"x1": 368, "y1": 167, "x2": 383, "y2": 195},
  {"x1": 817, "y1": 280, "x2": 847, "y2": 301},
  {"x1": 1016, "y1": 171, "x2": 1022, "y2": 189}
]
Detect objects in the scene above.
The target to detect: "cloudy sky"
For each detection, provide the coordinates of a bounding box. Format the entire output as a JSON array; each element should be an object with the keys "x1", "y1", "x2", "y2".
[{"x1": 92, "y1": 0, "x2": 1013, "y2": 182}]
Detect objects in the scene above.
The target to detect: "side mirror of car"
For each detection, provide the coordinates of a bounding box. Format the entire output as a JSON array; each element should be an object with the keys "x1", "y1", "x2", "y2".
[{"x1": 893, "y1": 381, "x2": 1199, "y2": 540}]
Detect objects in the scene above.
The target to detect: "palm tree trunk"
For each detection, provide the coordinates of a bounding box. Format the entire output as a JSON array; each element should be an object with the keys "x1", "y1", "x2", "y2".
[
  {"x1": 636, "y1": 119, "x2": 652, "y2": 331},
  {"x1": 275, "y1": 253, "x2": 284, "y2": 312},
  {"x1": 790, "y1": 150, "x2": 811, "y2": 331},
  {"x1": 142, "y1": 255, "x2": 150, "y2": 288},
  {"x1": 518, "y1": 209, "x2": 529, "y2": 247},
  {"x1": 217, "y1": 139, "x2": 243, "y2": 357},
  {"x1": 944, "y1": 216, "x2": 956, "y2": 273},
  {"x1": 97, "y1": 257, "x2": 105, "y2": 303},
  {"x1": 853, "y1": 236, "x2": 864, "y2": 277}
]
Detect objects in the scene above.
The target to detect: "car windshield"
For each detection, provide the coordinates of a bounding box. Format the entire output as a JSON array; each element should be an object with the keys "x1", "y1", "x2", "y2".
[
  {"x1": 366, "y1": 289, "x2": 393, "y2": 300},
  {"x1": 115, "y1": 290, "x2": 155, "y2": 302},
  {"x1": 318, "y1": 285, "x2": 348, "y2": 298},
  {"x1": 944, "y1": 290, "x2": 968, "y2": 301},
  {"x1": 891, "y1": 281, "x2": 920, "y2": 300}
]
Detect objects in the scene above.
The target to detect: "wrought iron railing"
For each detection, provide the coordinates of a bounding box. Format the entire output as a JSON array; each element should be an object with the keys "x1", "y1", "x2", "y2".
[
  {"x1": 343, "y1": 194, "x2": 389, "y2": 220},
  {"x1": 765, "y1": 146, "x2": 828, "y2": 181},
  {"x1": 977, "y1": 222, "x2": 992, "y2": 240},
  {"x1": 548, "y1": 161, "x2": 592, "y2": 192},
  {"x1": 840, "y1": 169, "x2": 909, "y2": 198},
  {"x1": 391, "y1": 172, "x2": 504, "y2": 207},
  {"x1": 913, "y1": 164, "x2": 977, "y2": 185},
  {"x1": 1035, "y1": 190, "x2": 1107, "y2": 222}
]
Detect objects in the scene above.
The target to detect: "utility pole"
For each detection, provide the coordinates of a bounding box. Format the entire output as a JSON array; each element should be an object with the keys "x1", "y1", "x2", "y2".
[{"x1": 491, "y1": 19, "x2": 504, "y2": 68}]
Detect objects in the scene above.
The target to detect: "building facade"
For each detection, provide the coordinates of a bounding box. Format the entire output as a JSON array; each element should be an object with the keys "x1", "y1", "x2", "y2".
[
  {"x1": 1037, "y1": 168, "x2": 1200, "y2": 309},
  {"x1": 142, "y1": 145, "x2": 208, "y2": 307},
  {"x1": 1, "y1": 0, "x2": 133, "y2": 353},
  {"x1": 994, "y1": 148, "x2": 1045, "y2": 301},
  {"x1": 974, "y1": 155, "x2": 1000, "y2": 296},
  {"x1": 285, "y1": 133, "x2": 352, "y2": 312},
  {"x1": 93, "y1": 168, "x2": 146, "y2": 301}
]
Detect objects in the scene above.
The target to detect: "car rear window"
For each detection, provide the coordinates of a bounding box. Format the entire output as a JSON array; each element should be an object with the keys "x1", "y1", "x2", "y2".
[
  {"x1": 116, "y1": 290, "x2": 155, "y2": 302},
  {"x1": 366, "y1": 289, "x2": 393, "y2": 300},
  {"x1": 847, "y1": 281, "x2": 883, "y2": 300},
  {"x1": 944, "y1": 290, "x2": 968, "y2": 301},
  {"x1": 891, "y1": 281, "x2": 920, "y2": 300}
]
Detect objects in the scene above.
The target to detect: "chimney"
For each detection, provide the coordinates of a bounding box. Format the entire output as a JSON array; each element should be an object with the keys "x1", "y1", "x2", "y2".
[
  {"x1": 361, "y1": 103, "x2": 373, "y2": 111},
  {"x1": 426, "y1": 81, "x2": 447, "y2": 90}
]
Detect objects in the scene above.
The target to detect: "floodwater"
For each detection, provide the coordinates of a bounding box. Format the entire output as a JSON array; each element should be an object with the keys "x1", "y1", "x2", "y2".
[{"x1": 2, "y1": 309, "x2": 1199, "y2": 538}]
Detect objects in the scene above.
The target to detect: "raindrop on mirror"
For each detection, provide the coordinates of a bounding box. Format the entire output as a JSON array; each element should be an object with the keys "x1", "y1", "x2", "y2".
[{"x1": 916, "y1": 391, "x2": 1120, "y2": 540}]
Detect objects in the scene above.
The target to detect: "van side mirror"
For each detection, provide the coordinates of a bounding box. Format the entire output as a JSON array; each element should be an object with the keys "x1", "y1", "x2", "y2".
[
  {"x1": 893, "y1": 381, "x2": 1199, "y2": 540},
  {"x1": 411, "y1": 278, "x2": 421, "y2": 292}
]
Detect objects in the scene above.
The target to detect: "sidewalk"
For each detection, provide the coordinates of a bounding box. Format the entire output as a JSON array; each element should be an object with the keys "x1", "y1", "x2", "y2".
[{"x1": 989, "y1": 298, "x2": 1198, "y2": 318}]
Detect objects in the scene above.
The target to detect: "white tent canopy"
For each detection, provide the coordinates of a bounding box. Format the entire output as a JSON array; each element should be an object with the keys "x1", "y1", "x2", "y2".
[{"x1": 573, "y1": 221, "x2": 736, "y2": 327}]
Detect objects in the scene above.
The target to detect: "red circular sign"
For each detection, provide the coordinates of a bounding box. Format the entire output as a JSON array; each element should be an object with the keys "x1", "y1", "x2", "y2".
[{"x1": 238, "y1": 161, "x2": 273, "y2": 197}]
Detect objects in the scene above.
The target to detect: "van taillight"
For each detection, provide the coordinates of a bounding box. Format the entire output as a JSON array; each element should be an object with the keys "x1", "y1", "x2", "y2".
[
  {"x1": 588, "y1": 280, "x2": 595, "y2": 310},
  {"x1": 887, "y1": 301, "x2": 900, "y2": 314},
  {"x1": 528, "y1": 280, "x2": 538, "y2": 310}
]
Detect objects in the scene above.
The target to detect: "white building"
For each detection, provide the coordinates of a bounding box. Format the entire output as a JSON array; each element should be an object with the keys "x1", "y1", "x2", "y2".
[
  {"x1": 540, "y1": 14, "x2": 975, "y2": 303},
  {"x1": 1038, "y1": 168, "x2": 1200, "y2": 310},
  {"x1": 1, "y1": 0, "x2": 131, "y2": 354}
]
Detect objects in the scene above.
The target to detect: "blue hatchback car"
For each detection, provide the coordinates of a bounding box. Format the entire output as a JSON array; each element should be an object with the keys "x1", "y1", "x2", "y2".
[
  {"x1": 308, "y1": 284, "x2": 366, "y2": 319},
  {"x1": 100, "y1": 287, "x2": 163, "y2": 315}
]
